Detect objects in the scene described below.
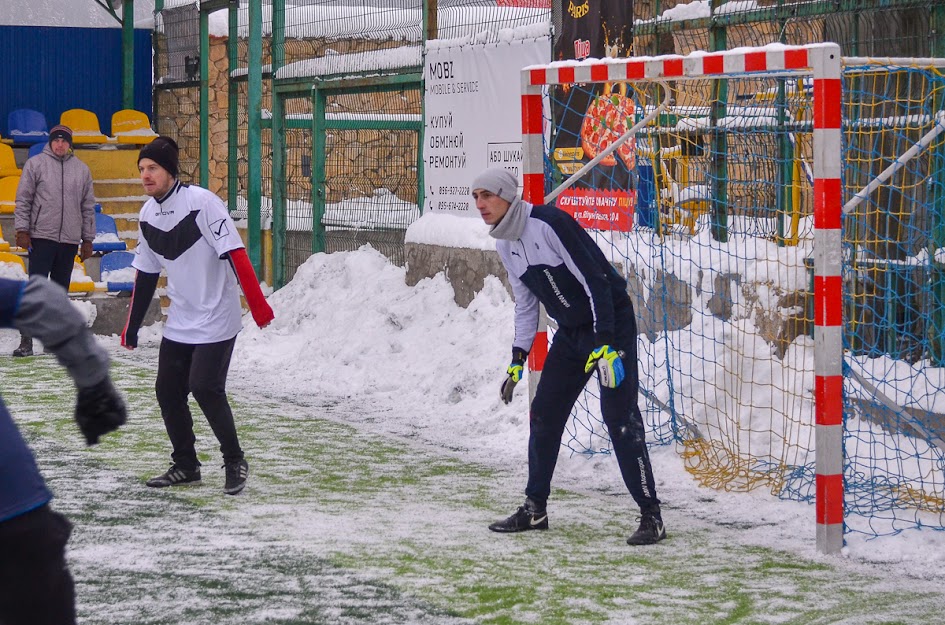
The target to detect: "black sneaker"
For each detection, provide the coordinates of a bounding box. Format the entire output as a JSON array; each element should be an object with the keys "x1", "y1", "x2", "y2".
[
  {"x1": 627, "y1": 512, "x2": 667, "y2": 545},
  {"x1": 223, "y1": 459, "x2": 249, "y2": 495},
  {"x1": 146, "y1": 464, "x2": 201, "y2": 488},
  {"x1": 488, "y1": 498, "x2": 548, "y2": 533}
]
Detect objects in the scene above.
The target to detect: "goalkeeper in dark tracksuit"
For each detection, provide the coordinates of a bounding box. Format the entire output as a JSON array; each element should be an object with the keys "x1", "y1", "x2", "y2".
[
  {"x1": 0, "y1": 276, "x2": 127, "y2": 625},
  {"x1": 472, "y1": 168, "x2": 666, "y2": 546}
]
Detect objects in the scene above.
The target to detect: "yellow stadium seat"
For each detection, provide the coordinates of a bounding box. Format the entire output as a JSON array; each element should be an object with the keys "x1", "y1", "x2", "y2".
[
  {"x1": 69, "y1": 255, "x2": 95, "y2": 293},
  {"x1": 0, "y1": 222, "x2": 10, "y2": 252},
  {"x1": 0, "y1": 251, "x2": 26, "y2": 277},
  {"x1": 0, "y1": 175, "x2": 19, "y2": 214},
  {"x1": 60, "y1": 109, "x2": 111, "y2": 144},
  {"x1": 0, "y1": 144, "x2": 21, "y2": 178},
  {"x1": 111, "y1": 109, "x2": 158, "y2": 145}
]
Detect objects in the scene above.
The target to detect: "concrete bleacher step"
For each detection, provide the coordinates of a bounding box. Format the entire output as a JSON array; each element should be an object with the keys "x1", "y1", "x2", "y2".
[
  {"x1": 75, "y1": 147, "x2": 140, "y2": 180},
  {"x1": 76, "y1": 148, "x2": 144, "y2": 251},
  {"x1": 93, "y1": 180, "x2": 142, "y2": 198},
  {"x1": 98, "y1": 200, "x2": 144, "y2": 216}
]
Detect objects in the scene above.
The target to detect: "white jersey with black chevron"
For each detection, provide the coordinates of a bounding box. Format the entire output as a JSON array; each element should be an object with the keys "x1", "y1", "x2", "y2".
[{"x1": 132, "y1": 181, "x2": 245, "y2": 344}]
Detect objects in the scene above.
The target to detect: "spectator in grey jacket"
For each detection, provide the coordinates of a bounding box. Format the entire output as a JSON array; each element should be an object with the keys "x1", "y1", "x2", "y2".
[{"x1": 13, "y1": 124, "x2": 96, "y2": 357}]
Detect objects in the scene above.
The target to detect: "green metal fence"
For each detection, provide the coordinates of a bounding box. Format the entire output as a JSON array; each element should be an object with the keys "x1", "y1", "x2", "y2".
[
  {"x1": 633, "y1": 0, "x2": 943, "y2": 57},
  {"x1": 153, "y1": 1, "x2": 201, "y2": 184},
  {"x1": 153, "y1": 0, "x2": 553, "y2": 287},
  {"x1": 151, "y1": 0, "x2": 945, "y2": 289}
]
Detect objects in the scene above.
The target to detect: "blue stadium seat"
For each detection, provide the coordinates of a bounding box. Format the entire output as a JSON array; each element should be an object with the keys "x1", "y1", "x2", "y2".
[
  {"x1": 7, "y1": 109, "x2": 48, "y2": 145},
  {"x1": 99, "y1": 250, "x2": 135, "y2": 293},
  {"x1": 93, "y1": 212, "x2": 127, "y2": 252},
  {"x1": 28, "y1": 142, "x2": 45, "y2": 159}
]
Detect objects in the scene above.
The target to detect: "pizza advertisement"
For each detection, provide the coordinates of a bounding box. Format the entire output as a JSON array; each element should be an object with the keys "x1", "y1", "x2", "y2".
[
  {"x1": 580, "y1": 84, "x2": 636, "y2": 169},
  {"x1": 552, "y1": 0, "x2": 636, "y2": 231},
  {"x1": 556, "y1": 187, "x2": 635, "y2": 232}
]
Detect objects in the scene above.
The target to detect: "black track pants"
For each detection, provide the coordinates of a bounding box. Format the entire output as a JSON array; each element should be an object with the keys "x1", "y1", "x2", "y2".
[
  {"x1": 20, "y1": 239, "x2": 77, "y2": 342},
  {"x1": 155, "y1": 336, "x2": 243, "y2": 470},
  {"x1": 524, "y1": 311, "x2": 660, "y2": 513},
  {"x1": 28, "y1": 238, "x2": 76, "y2": 291},
  {"x1": 0, "y1": 505, "x2": 76, "y2": 625}
]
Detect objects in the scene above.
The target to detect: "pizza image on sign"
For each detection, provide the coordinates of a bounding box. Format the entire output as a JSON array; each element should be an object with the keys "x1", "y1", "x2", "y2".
[{"x1": 580, "y1": 85, "x2": 636, "y2": 168}]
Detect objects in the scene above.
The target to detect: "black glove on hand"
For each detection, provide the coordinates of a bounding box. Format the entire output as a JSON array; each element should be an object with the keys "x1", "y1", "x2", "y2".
[
  {"x1": 500, "y1": 348, "x2": 528, "y2": 405},
  {"x1": 74, "y1": 378, "x2": 128, "y2": 446}
]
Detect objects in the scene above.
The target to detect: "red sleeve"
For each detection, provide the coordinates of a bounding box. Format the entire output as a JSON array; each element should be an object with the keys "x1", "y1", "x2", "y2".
[{"x1": 228, "y1": 248, "x2": 274, "y2": 328}]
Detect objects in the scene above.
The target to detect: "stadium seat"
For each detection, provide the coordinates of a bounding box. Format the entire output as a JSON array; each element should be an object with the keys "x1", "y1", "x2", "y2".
[
  {"x1": 60, "y1": 109, "x2": 110, "y2": 144},
  {"x1": 99, "y1": 250, "x2": 135, "y2": 292},
  {"x1": 111, "y1": 109, "x2": 158, "y2": 145},
  {"x1": 0, "y1": 143, "x2": 21, "y2": 177},
  {"x1": 69, "y1": 255, "x2": 95, "y2": 293},
  {"x1": 27, "y1": 142, "x2": 45, "y2": 159},
  {"x1": 0, "y1": 251, "x2": 26, "y2": 278},
  {"x1": 0, "y1": 175, "x2": 19, "y2": 214},
  {"x1": 0, "y1": 222, "x2": 10, "y2": 252},
  {"x1": 7, "y1": 109, "x2": 48, "y2": 145},
  {"x1": 93, "y1": 212, "x2": 127, "y2": 252}
]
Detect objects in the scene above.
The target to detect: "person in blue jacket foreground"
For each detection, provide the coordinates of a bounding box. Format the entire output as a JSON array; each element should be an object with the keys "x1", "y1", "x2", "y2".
[
  {"x1": 0, "y1": 276, "x2": 127, "y2": 625},
  {"x1": 472, "y1": 167, "x2": 666, "y2": 546}
]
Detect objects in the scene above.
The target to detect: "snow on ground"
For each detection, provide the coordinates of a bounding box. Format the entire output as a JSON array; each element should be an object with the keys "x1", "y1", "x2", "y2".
[
  {"x1": 120, "y1": 245, "x2": 945, "y2": 579},
  {"x1": 7, "y1": 248, "x2": 945, "y2": 604}
]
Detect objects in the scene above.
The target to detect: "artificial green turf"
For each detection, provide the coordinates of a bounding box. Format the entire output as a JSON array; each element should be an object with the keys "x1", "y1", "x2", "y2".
[{"x1": 2, "y1": 353, "x2": 943, "y2": 624}]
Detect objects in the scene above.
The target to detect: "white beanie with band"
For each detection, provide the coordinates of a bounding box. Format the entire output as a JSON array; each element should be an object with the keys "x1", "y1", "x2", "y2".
[{"x1": 472, "y1": 168, "x2": 519, "y2": 203}]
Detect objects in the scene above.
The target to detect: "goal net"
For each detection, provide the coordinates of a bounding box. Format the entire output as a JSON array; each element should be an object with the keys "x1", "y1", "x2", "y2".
[{"x1": 521, "y1": 44, "x2": 945, "y2": 551}]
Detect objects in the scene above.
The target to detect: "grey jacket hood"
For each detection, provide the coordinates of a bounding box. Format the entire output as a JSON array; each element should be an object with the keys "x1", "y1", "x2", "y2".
[{"x1": 13, "y1": 145, "x2": 96, "y2": 244}]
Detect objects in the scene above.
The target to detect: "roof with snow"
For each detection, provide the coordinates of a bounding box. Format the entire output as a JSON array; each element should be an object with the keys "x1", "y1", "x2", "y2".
[{"x1": 0, "y1": 0, "x2": 156, "y2": 29}]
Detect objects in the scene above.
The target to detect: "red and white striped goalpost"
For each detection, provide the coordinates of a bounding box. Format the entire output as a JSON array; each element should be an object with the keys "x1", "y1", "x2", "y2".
[{"x1": 519, "y1": 43, "x2": 844, "y2": 554}]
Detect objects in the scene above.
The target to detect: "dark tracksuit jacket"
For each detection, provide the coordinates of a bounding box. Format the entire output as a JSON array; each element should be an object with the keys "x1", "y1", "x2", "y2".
[
  {"x1": 0, "y1": 279, "x2": 55, "y2": 523},
  {"x1": 495, "y1": 202, "x2": 660, "y2": 511},
  {"x1": 0, "y1": 276, "x2": 110, "y2": 523},
  {"x1": 0, "y1": 275, "x2": 109, "y2": 625}
]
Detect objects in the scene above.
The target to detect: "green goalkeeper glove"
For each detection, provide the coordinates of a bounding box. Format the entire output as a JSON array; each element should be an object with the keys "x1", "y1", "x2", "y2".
[
  {"x1": 584, "y1": 345, "x2": 625, "y2": 389},
  {"x1": 500, "y1": 348, "x2": 527, "y2": 404}
]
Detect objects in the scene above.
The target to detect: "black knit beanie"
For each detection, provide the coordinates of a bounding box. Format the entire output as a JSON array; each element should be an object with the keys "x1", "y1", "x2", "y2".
[
  {"x1": 49, "y1": 124, "x2": 73, "y2": 147},
  {"x1": 138, "y1": 136, "x2": 179, "y2": 179}
]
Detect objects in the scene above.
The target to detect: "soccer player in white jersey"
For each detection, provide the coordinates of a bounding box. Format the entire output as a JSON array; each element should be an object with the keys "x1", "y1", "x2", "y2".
[{"x1": 121, "y1": 137, "x2": 274, "y2": 495}]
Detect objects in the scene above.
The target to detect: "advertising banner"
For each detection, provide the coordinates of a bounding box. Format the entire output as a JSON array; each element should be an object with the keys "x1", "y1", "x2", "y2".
[
  {"x1": 552, "y1": 0, "x2": 636, "y2": 231},
  {"x1": 423, "y1": 37, "x2": 550, "y2": 216}
]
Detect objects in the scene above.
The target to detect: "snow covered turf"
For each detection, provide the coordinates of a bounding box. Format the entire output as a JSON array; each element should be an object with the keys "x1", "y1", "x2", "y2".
[{"x1": 2, "y1": 247, "x2": 944, "y2": 624}]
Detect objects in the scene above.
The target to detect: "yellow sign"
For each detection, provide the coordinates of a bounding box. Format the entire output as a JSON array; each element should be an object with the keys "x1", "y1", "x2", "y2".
[
  {"x1": 553, "y1": 147, "x2": 585, "y2": 161},
  {"x1": 557, "y1": 162, "x2": 585, "y2": 175},
  {"x1": 568, "y1": 0, "x2": 590, "y2": 19}
]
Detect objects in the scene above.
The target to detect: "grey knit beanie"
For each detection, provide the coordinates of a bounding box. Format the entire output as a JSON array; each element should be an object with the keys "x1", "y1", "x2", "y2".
[{"x1": 471, "y1": 168, "x2": 519, "y2": 203}]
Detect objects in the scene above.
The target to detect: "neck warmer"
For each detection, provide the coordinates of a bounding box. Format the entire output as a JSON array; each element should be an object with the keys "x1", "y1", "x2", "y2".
[{"x1": 489, "y1": 198, "x2": 530, "y2": 241}]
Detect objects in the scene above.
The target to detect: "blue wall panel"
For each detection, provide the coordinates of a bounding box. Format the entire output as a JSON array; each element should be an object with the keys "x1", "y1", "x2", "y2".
[{"x1": 0, "y1": 26, "x2": 152, "y2": 137}]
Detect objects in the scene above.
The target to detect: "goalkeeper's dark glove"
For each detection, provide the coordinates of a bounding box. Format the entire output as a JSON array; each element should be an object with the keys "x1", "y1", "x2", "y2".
[
  {"x1": 584, "y1": 345, "x2": 625, "y2": 389},
  {"x1": 500, "y1": 348, "x2": 527, "y2": 405},
  {"x1": 74, "y1": 378, "x2": 128, "y2": 446}
]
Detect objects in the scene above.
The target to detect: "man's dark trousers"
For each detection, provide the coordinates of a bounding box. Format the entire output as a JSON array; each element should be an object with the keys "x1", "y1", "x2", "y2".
[
  {"x1": 525, "y1": 305, "x2": 660, "y2": 512},
  {"x1": 28, "y1": 238, "x2": 77, "y2": 291},
  {"x1": 155, "y1": 336, "x2": 244, "y2": 470}
]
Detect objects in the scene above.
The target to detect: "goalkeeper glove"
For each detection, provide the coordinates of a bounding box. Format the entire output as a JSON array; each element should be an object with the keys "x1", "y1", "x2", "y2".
[
  {"x1": 584, "y1": 345, "x2": 625, "y2": 389},
  {"x1": 74, "y1": 378, "x2": 128, "y2": 446},
  {"x1": 500, "y1": 348, "x2": 527, "y2": 405}
]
